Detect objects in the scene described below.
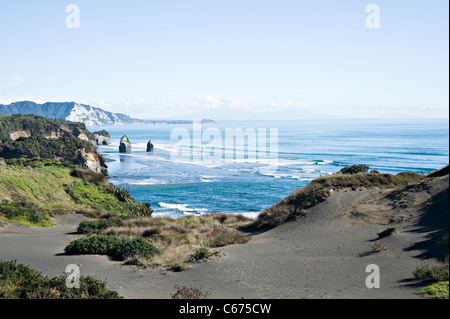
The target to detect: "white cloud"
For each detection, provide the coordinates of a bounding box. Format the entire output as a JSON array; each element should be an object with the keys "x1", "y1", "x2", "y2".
[{"x1": 162, "y1": 94, "x2": 310, "y2": 113}]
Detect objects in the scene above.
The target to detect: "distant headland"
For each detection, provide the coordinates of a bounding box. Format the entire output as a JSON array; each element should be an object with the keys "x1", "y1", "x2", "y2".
[{"x1": 0, "y1": 101, "x2": 215, "y2": 126}]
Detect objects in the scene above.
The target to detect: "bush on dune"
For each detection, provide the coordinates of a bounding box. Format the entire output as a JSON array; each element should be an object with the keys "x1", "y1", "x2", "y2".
[
  {"x1": 64, "y1": 235, "x2": 161, "y2": 261},
  {"x1": 0, "y1": 260, "x2": 121, "y2": 299},
  {"x1": 77, "y1": 218, "x2": 124, "y2": 234}
]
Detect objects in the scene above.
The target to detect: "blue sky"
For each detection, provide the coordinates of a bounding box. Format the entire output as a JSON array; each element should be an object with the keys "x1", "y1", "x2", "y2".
[{"x1": 0, "y1": 1, "x2": 448, "y2": 119}]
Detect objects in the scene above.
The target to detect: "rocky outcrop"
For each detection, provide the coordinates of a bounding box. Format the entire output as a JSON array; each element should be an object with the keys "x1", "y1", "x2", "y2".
[
  {"x1": 44, "y1": 124, "x2": 91, "y2": 141},
  {"x1": 9, "y1": 130, "x2": 31, "y2": 141},
  {"x1": 94, "y1": 133, "x2": 111, "y2": 146},
  {"x1": 146, "y1": 140, "x2": 154, "y2": 152},
  {"x1": 119, "y1": 135, "x2": 131, "y2": 153},
  {"x1": 77, "y1": 148, "x2": 108, "y2": 175}
]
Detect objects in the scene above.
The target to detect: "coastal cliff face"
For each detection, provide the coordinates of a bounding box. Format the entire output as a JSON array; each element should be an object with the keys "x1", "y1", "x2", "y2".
[
  {"x1": 0, "y1": 114, "x2": 108, "y2": 175},
  {"x1": 78, "y1": 148, "x2": 108, "y2": 175}
]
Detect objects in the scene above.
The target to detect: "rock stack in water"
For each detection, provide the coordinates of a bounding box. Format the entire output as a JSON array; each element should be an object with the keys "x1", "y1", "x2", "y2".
[
  {"x1": 119, "y1": 135, "x2": 131, "y2": 153},
  {"x1": 146, "y1": 140, "x2": 154, "y2": 152}
]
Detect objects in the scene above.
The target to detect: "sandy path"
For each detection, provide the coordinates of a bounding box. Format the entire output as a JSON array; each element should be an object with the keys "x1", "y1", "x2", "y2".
[{"x1": 0, "y1": 190, "x2": 432, "y2": 299}]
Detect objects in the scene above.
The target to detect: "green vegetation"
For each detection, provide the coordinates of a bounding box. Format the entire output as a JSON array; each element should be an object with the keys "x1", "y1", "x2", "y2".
[
  {"x1": 188, "y1": 247, "x2": 213, "y2": 262},
  {"x1": 120, "y1": 135, "x2": 130, "y2": 143},
  {"x1": 0, "y1": 136, "x2": 95, "y2": 161},
  {"x1": 93, "y1": 130, "x2": 110, "y2": 138},
  {"x1": 340, "y1": 164, "x2": 370, "y2": 175},
  {"x1": 170, "y1": 262, "x2": 188, "y2": 272},
  {"x1": 65, "y1": 180, "x2": 151, "y2": 217},
  {"x1": 435, "y1": 234, "x2": 449, "y2": 252},
  {"x1": 413, "y1": 263, "x2": 449, "y2": 299},
  {"x1": 251, "y1": 167, "x2": 423, "y2": 229},
  {"x1": 0, "y1": 114, "x2": 93, "y2": 141},
  {"x1": 77, "y1": 218, "x2": 125, "y2": 234},
  {"x1": 0, "y1": 202, "x2": 52, "y2": 227},
  {"x1": 0, "y1": 115, "x2": 96, "y2": 164},
  {"x1": 64, "y1": 235, "x2": 161, "y2": 261},
  {"x1": 418, "y1": 281, "x2": 449, "y2": 299},
  {"x1": 0, "y1": 260, "x2": 121, "y2": 299},
  {"x1": 413, "y1": 264, "x2": 449, "y2": 283},
  {"x1": 0, "y1": 157, "x2": 152, "y2": 226}
]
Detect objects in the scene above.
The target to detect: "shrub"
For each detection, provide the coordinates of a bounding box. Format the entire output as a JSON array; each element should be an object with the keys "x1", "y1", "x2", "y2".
[
  {"x1": 64, "y1": 235, "x2": 120, "y2": 256},
  {"x1": 340, "y1": 164, "x2": 370, "y2": 175},
  {"x1": 77, "y1": 219, "x2": 124, "y2": 234},
  {"x1": 64, "y1": 235, "x2": 161, "y2": 261},
  {"x1": 0, "y1": 260, "x2": 121, "y2": 299},
  {"x1": 413, "y1": 264, "x2": 449, "y2": 283},
  {"x1": 170, "y1": 262, "x2": 188, "y2": 272},
  {"x1": 115, "y1": 237, "x2": 161, "y2": 260},
  {"x1": 188, "y1": 247, "x2": 213, "y2": 262}
]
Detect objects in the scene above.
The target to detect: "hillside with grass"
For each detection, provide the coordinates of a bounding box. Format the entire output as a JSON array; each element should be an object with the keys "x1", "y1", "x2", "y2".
[{"x1": 0, "y1": 158, "x2": 151, "y2": 227}]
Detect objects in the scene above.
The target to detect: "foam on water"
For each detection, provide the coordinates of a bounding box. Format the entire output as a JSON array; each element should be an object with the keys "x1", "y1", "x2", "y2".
[{"x1": 91, "y1": 119, "x2": 449, "y2": 219}]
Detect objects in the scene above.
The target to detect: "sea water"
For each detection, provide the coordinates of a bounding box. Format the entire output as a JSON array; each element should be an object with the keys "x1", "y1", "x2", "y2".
[{"x1": 88, "y1": 119, "x2": 449, "y2": 218}]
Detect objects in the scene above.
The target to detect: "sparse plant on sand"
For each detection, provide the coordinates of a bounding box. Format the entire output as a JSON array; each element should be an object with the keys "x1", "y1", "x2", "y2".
[
  {"x1": 372, "y1": 241, "x2": 386, "y2": 253},
  {"x1": 171, "y1": 285, "x2": 210, "y2": 299}
]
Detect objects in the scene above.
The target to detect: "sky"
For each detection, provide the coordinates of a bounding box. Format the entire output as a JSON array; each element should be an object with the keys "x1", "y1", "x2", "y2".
[{"x1": 0, "y1": 0, "x2": 448, "y2": 120}]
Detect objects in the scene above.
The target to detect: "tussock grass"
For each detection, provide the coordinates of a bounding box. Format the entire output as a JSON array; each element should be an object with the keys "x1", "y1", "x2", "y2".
[{"x1": 70, "y1": 213, "x2": 252, "y2": 268}]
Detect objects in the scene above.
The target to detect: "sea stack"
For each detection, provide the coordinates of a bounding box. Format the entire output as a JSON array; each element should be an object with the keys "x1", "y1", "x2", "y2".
[
  {"x1": 146, "y1": 140, "x2": 154, "y2": 152},
  {"x1": 119, "y1": 135, "x2": 131, "y2": 153}
]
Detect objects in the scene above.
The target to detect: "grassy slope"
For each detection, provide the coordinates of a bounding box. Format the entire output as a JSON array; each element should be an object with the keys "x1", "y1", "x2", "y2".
[{"x1": 0, "y1": 158, "x2": 151, "y2": 227}]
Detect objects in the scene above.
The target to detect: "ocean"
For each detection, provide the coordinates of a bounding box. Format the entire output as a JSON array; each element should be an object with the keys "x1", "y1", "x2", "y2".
[{"x1": 88, "y1": 119, "x2": 449, "y2": 218}]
